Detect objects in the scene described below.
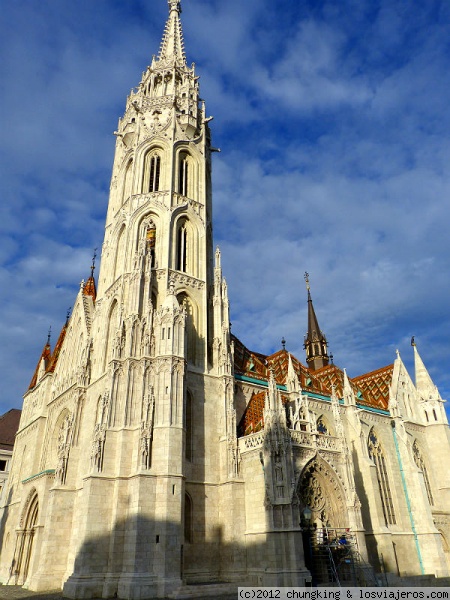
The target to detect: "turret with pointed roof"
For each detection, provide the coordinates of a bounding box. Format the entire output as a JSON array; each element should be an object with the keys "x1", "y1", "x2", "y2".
[{"x1": 303, "y1": 272, "x2": 329, "y2": 370}]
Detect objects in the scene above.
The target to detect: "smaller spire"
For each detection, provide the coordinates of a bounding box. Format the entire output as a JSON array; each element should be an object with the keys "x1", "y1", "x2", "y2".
[
  {"x1": 83, "y1": 248, "x2": 97, "y2": 302},
  {"x1": 303, "y1": 273, "x2": 329, "y2": 371},
  {"x1": 413, "y1": 342, "x2": 440, "y2": 401},
  {"x1": 157, "y1": 0, "x2": 187, "y2": 65},
  {"x1": 28, "y1": 330, "x2": 52, "y2": 390}
]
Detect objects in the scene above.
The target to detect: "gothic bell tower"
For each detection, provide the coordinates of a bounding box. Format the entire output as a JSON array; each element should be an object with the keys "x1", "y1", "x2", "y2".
[
  {"x1": 62, "y1": 2, "x2": 232, "y2": 597},
  {"x1": 94, "y1": 0, "x2": 214, "y2": 378}
]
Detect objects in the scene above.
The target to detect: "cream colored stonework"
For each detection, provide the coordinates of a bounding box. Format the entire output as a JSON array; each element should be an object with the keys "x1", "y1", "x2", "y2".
[{"x1": 0, "y1": 1, "x2": 450, "y2": 597}]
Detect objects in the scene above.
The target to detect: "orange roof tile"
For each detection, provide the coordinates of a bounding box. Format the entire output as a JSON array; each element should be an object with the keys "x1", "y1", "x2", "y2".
[
  {"x1": 233, "y1": 335, "x2": 394, "y2": 437},
  {"x1": 28, "y1": 341, "x2": 52, "y2": 390},
  {"x1": 46, "y1": 322, "x2": 68, "y2": 373},
  {"x1": 83, "y1": 275, "x2": 97, "y2": 302}
]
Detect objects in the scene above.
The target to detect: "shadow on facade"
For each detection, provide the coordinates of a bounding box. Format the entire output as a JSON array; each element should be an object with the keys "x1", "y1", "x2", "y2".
[
  {"x1": 60, "y1": 514, "x2": 307, "y2": 599},
  {"x1": 351, "y1": 442, "x2": 383, "y2": 573}
]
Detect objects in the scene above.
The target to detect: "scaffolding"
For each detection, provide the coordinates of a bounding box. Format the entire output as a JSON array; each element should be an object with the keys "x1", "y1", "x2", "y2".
[{"x1": 303, "y1": 527, "x2": 379, "y2": 587}]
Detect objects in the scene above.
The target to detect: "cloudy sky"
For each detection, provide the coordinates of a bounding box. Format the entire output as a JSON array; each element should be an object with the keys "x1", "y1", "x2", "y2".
[{"x1": 1, "y1": 0, "x2": 450, "y2": 416}]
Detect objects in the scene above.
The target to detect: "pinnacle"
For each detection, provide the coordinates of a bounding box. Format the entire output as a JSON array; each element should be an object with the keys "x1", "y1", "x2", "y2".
[{"x1": 157, "y1": 0, "x2": 187, "y2": 65}]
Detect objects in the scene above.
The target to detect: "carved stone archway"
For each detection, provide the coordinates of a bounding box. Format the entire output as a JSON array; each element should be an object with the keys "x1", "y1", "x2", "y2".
[
  {"x1": 298, "y1": 456, "x2": 348, "y2": 530},
  {"x1": 14, "y1": 490, "x2": 39, "y2": 585}
]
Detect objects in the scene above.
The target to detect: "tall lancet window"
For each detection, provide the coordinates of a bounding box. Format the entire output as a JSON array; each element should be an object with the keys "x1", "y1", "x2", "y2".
[
  {"x1": 178, "y1": 153, "x2": 189, "y2": 197},
  {"x1": 122, "y1": 159, "x2": 133, "y2": 204},
  {"x1": 368, "y1": 429, "x2": 396, "y2": 525},
  {"x1": 142, "y1": 151, "x2": 161, "y2": 193},
  {"x1": 176, "y1": 223, "x2": 187, "y2": 272},
  {"x1": 412, "y1": 440, "x2": 434, "y2": 506}
]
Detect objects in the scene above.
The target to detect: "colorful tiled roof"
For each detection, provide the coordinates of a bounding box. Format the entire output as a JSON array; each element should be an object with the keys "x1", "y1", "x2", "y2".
[
  {"x1": 233, "y1": 335, "x2": 393, "y2": 436},
  {"x1": 47, "y1": 321, "x2": 68, "y2": 373},
  {"x1": 352, "y1": 364, "x2": 394, "y2": 410}
]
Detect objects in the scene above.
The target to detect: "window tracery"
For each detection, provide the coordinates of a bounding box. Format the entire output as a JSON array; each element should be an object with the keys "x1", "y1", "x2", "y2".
[
  {"x1": 176, "y1": 222, "x2": 187, "y2": 272},
  {"x1": 142, "y1": 151, "x2": 161, "y2": 193},
  {"x1": 412, "y1": 440, "x2": 433, "y2": 506},
  {"x1": 316, "y1": 416, "x2": 329, "y2": 435},
  {"x1": 178, "y1": 152, "x2": 189, "y2": 197},
  {"x1": 368, "y1": 429, "x2": 396, "y2": 525}
]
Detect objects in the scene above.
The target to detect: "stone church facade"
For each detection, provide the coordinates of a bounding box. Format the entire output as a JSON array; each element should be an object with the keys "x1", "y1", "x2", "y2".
[{"x1": 0, "y1": 1, "x2": 449, "y2": 596}]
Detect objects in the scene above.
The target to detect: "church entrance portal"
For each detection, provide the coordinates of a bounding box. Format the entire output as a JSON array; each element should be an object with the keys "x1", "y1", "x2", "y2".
[
  {"x1": 298, "y1": 458, "x2": 351, "y2": 584},
  {"x1": 13, "y1": 491, "x2": 39, "y2": 585}
]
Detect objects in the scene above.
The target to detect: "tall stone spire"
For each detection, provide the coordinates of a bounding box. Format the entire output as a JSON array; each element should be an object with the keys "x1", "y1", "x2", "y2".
[
  {"x1": 157, "y1": 0, "x2": 187, "y2": 66},
  {"x1": 303, "y1": 272, "x2": 329, "y2": 371},
  {"x1": 412, "y1": 341, "x2": 440, "y2": 401}
]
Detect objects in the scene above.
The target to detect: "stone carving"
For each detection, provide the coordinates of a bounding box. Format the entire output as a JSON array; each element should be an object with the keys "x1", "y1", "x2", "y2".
[
  {"x1": 91, "y1": 392, "x2": 110, "y2": 473},
  {"x1": 140, "y1": 389, "x2": 155, "y2": 470},
  {"x1": 55, "y1": 412, "x2": 74, "y2": 485}
]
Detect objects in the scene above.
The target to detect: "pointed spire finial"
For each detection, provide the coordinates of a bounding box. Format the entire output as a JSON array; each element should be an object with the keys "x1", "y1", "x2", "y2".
[
  {"x1": 304, "y1": 273, "x2": 329, "y2": 370},
  {"x1": 47, "y1": 325, "x2": 52, "y2": 345},
  {"x1": 91, "y1": 248, "x2": 97, "y2": 277},
  {"x1": 411, "y1": 335, "x2": 416, "y2": 347},
  {"x1": 158, "y1": 0, "x2": 187, "y2": 64},
  {"x1": 281, "y1": 337, "x2": 286, "y2": 350},
  {"x1": 304, "y1": 271, "x2": 310, "y2": 292},
  {"x1": 168, "y1": 0, "x2": 181, "y2": 13}
]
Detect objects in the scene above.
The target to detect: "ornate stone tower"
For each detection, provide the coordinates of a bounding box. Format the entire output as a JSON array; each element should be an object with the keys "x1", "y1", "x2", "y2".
[{"x1": 0, "y1": 2, "x2": 238, "y2": 598}]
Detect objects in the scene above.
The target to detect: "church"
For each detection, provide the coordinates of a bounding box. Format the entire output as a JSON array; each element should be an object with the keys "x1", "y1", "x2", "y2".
[{"x1": 0, "y1": 1, "x2": 449, "y2": 597}]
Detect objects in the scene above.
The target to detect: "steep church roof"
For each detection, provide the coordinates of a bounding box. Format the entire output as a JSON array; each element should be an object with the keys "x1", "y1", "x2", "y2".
[
  {"x1": 234, "y1": 334, "x2": 394, "y2": 436},
  {"x1": 28, "y1": 336, "x2": 52, "y2": 390},
  {"x1": 46, "y1": 319, "x2": 68, "y2": 374}
]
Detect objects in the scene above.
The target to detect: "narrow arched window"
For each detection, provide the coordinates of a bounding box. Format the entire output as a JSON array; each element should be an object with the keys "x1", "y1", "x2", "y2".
[
  {"x1": 413, "y1": 441, "x2": 434, "y2": 505},
  {"x1": 184, "y1": 493, "x2": 193, "y2": 543},
  {"x1": 316, "y1": 416, "x2": 328, "y2": 435},
  {"x1": 142, "y1": 152, "x2": 161, "y2": 193},
  {"x1": 149, "y1": 155, "x2": 161, "y2": 192},
  {"x1": 368, "y1": 429, "x2": 396, "y2": 525},
  {"x1": 176, "y1": 223, "x2": 187, "y2": 272},
  {"x1": 178, "y1": 153, "x2": 189, "y2": 196}
]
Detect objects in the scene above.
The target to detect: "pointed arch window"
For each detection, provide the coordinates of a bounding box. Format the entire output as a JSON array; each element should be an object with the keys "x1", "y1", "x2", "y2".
[
  {"x1": 316, "y1": 416, "x2": 329, "y2": 435},
  {"x1": 178, "y1": 152, "x2": 189, "y2": 197},
  {"x1": 368, "y1": 430, "x2": 396, "y2": 525},
  {"x1": 184, "y1": 493, "x2": 193, "y2": 543},
  {"x1": 176, "y1": 223, "x2": 187, "y2": 272},
  {"x1": 142, "y1": 151, "x2": 161, "y2": 193},
  {"x1": 413, "y1": 440, "x2": 434, "y2": 505}
]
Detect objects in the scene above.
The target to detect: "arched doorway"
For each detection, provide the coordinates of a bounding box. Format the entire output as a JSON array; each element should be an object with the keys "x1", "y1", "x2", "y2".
[
  {"x1": 299, "y1": 457, "x2": 347, "y2": 530},
  {"x1": 14, "y1": 491, "x2": 39, "y2": 585},
  {"x1": 298, "y1": 457, "x2": 350, "y2": 584}
]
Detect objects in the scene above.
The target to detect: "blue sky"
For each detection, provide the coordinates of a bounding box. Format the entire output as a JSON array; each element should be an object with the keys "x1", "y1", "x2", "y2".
[{"x1": 1, "y1": 0, "x2": 450, "y2": 415}]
